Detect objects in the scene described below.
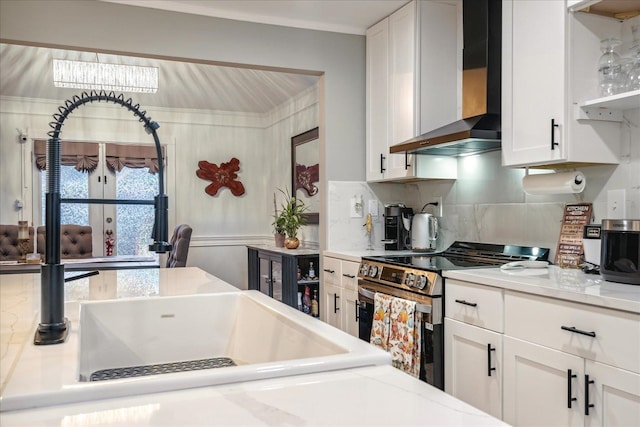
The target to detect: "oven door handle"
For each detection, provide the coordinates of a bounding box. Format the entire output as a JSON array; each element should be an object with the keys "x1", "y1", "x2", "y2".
[{"x1": 358, "y1": 286, "x2": 432, "y2": 314}]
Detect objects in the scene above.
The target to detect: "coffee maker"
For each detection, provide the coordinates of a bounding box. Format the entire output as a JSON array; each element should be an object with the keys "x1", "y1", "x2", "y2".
[{"x1": 382, "y1": 204, "x2": 413, "y2": 250}]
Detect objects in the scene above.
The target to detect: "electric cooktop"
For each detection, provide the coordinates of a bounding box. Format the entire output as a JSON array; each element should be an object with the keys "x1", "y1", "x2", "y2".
[{"x1": 363, "y1": 241, "x2": 550, "y2": 272}]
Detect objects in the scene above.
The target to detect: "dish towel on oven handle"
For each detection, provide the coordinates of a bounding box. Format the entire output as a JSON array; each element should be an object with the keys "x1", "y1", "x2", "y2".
[
  {"x1": 370, "y1": 292, "x2": 393, "y2": 350},
  {"x1": 388, "y1": 297, "x2": 422, "y2": 378}
]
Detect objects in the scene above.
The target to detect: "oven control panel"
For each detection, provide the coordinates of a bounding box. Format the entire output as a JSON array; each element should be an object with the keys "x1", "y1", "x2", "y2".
[{"x1": 358, "y1": 260, "x2": 441, "y2": 296}]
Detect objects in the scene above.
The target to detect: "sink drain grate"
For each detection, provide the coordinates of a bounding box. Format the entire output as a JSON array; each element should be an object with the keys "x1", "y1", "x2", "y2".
[{"x1": 89, "y1": 357, "x2": 237, "y2": 382}]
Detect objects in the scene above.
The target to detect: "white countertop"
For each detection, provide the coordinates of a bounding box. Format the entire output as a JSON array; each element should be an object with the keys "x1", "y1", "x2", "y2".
[
  {"x1": 444, "y1": 266, "x2": 640, "y2": 314},
  {"x1": 0, "y1": 267, "x2": 503, "y2": 426},
  {"x1": 1, "y1": 365, "x2": 507, "y2": 426}
]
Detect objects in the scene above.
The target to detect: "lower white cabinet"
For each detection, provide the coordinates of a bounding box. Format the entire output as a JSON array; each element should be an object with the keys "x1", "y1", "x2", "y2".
[
  {"x1": 503, "y1": 336, "x2": 640, "y2": 427},
  {"x1": 503, "y1": 335, "x2": 585, "y2": 426},
  {"x1": 585, "y1": 360, "x2": 640, "y2": 427},
  {"x1": 444, "y1": 279, "x2": 640, "y2": 426},
  {"x1": 321, "y1": 255, "x2": 360, "y2": 337},
  {"x1": 322, "y1": 282, "x2": 342, "y2": 329},
  {"x1": 444, "y1": 318, "x2": 502, "y2": 419}
]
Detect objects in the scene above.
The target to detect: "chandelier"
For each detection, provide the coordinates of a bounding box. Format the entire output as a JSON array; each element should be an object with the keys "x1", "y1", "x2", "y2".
[{"x1": 52, "y1": 59, "x2": 158, "y2": 93}]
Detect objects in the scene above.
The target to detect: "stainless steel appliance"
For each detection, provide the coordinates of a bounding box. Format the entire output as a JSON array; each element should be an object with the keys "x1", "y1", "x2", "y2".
[
  {"x1": 601, "y1": 219, "x2": 640, "y2": 285},
  {"x1": 411, "y1": 212, "x2": 438, "y2": 250},
  {"x1": 382, "y1": 204, "x2": 413, "y2": 250},
  {"x1": 357, "y1": 241, "x2": 550, "y2": 390}
]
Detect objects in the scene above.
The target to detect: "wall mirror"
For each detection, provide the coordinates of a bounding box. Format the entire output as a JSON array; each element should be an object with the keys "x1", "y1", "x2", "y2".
[{"x1": 291, "y1": 127, "x2": 319, "y2": 224}]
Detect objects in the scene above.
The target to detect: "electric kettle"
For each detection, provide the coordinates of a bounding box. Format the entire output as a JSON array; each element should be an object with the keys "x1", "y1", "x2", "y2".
[{"x1": 411, "y1": 212, "x2": 438, "y2": 250}]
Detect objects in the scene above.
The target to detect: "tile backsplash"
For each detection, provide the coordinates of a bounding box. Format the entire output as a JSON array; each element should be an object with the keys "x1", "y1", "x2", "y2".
[{"x1": 328, "y1": 110, "x2": 639, "y2": 261}]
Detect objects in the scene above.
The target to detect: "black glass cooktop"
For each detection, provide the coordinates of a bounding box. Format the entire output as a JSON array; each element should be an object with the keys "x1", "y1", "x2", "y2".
[{"x1": 364, "y1": 241, "x2": 550, "y2": 272}]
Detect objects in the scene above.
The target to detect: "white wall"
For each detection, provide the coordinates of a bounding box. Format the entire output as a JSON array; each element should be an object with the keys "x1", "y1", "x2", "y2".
[
  {"x1": 0, "y1": 0, "x2": 369, "y2": 251},
  {"x1": 0, "y1": 86, "x2": 318, "y2": 288}
]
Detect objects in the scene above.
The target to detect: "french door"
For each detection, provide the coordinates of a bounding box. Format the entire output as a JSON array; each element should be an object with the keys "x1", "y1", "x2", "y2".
[{"x1": 40, "y1": 144, "x2": 158, "y2": 257}]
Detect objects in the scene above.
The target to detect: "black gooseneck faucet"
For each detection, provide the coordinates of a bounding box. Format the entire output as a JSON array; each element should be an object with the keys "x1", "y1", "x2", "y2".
[{"x1": 34, "y1": 91, "x2": 172, "y2": 345}]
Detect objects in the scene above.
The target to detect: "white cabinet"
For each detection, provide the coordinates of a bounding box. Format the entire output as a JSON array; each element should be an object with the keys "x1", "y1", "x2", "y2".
[
  {"x1": 503, "y1": 336, "x2": 585, "y2": 427},
  {"x1": 366, "y1": 0, "x2": 458, "y2": 182},
  {"x1": 502, "y1": 290, "x2": 640, "y2": 426},
  {"x1": 444, "y1": 279, "x2": 504, "y2": 418},
  {"x1": 585, "y1": 360, "x2": 640, "y2": 427},
  {"x1": 503, "y1": 337, "x2": 640, "y2": 427},
  {"x1": 501, "y1": 0, "x2": 625, "y2": 168},
  {"x1": 445, "y1": 318, "x2": 503, "y2": 419},
  {"x1": 445, "y1": 278, "x2": 640, "y2": 426},
  {"x1": 366, "y1": 17, "x2": 390, "y2": 182},
  {"x1": 321, "y1": 254, "x2": 361, "y2": 337}
]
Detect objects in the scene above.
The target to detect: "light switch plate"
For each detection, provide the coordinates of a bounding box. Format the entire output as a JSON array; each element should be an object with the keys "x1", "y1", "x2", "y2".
[{"x1": 350, "y1": 197, "x2": 363, "y2": 218}]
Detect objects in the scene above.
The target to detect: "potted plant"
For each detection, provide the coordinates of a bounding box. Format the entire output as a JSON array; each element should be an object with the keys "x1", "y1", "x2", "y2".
[
  {"x1": 272, "y1": 208, "x2": 287, "y2": 248},
  {"x1": 275, "y1": 188, "x2": 307, "y2": 249}
]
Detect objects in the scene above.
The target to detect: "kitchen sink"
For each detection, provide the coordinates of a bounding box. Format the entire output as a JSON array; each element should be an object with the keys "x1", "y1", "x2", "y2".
[{"x1": 1, "y1": 291, "x2": 390, "y2": 411}]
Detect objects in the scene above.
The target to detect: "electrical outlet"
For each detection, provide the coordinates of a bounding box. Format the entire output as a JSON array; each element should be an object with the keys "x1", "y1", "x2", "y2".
[
  {"x1": 368, "y1": 200, "x2": 379, "y2": 217},
  {"x1": 607, "y1": 189, "x2": 626, "y2": 219}
]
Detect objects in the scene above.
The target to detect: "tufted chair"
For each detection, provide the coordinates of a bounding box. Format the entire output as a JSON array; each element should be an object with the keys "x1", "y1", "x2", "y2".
[
  {"x1": 166, "y1": 224, "x2": 192, "y2": 268},
  {"x1": 37, "y1": 225, "x2": 93, "y2": 259},
  {"x1": 0, "y1": 225, "x2": 34, "y2": 261}
]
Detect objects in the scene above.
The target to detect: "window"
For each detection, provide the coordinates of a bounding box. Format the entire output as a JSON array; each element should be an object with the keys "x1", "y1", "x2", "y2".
[{"x1": 37, "y1": 140, "x2": 164, "y2": 257}]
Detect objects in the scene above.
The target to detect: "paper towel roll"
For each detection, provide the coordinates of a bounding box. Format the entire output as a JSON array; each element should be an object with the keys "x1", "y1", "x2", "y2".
[{"x1": 522, "y1": 171, "x2": 586, "y2": 195}]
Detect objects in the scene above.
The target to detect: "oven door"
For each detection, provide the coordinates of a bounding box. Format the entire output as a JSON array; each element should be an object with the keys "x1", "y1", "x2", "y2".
[{"x1": 357, "y1": 280, "x2": 443, "y2": 390}]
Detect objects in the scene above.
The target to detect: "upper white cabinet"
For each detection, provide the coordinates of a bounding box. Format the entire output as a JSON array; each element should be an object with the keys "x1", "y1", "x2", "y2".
[
  {"x1": 366, "y1": 0, "x2": 458, "y2": 182},
  {"x1": 501, "y1": 0, "x2": 635, "y2": 168}
]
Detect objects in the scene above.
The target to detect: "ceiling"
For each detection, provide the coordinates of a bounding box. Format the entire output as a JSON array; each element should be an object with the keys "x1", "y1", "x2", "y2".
[
  {"x1": 1, "y1": 1, "x2": 408, "y2": 113},
  {"x1": 101, "y1": 0, "x2": 409, "y2": 35}
]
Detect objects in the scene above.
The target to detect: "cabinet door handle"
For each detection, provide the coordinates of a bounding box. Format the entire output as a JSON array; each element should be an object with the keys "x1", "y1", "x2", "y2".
[
  {"x1": 550, "y1": 118, "x2": 559, "y2": 150},
  {"x1": 342, "y1": 273, "x2": 355, "y2": 279},
  {"x1": 380, "y1": 153, "x2": 386, "y2": 173},
  {"x1": 455, "y1": 299, "x2": 477, "y2": 307},
  {"x1": 323, "y1": 268, "x2": 335, "y2": 274},
  {"x1": 487, "y1": 344, "x2": 496, "y2": 377},
  {"x1": 567, "y1": 369, "x2": 577, "y2": 408},
  {"x1": 355, "y1": 300, "x2": 359, "y2": 322},
  {"x1": 404, "y1": 152, "x2": 411, "y2": 170},
  {"x1": 334, "y1": 293, "x2": 340, "y2": 313},
  {"x1": 561, "y1": 325, "x2": 596, "y2": 338},
  {"x1": 585, "y1": 374, "x2": 595, "y2": 416}
]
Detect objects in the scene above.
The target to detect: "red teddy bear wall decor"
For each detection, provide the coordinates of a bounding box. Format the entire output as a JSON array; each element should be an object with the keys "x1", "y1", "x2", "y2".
[{"x1": 196, "y1": 157, "x2": 246, "y2": 197}]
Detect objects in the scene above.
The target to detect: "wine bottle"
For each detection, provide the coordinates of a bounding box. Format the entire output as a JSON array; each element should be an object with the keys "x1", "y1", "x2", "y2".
[
  {"x1": 302, "y1": 285, "x2": 311, "y2": 314},
  {"x1": 311, "y1": 289, "x2": 319, "y2": 318},
  {"x1": 308, "y1": 261, "x2": 315, "y2": 279}
]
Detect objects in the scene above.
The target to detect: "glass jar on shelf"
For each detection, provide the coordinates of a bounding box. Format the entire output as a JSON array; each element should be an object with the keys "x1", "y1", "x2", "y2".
[
  {"x1": 624, "y1": 44, "x2": 640, "y2": 92},
  {"x1": 598, "y1": 38, "x2": 622, "y2": 97}
]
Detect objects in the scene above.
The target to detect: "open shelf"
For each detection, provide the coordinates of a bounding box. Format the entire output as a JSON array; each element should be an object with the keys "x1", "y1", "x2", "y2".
[
  {"x1": 579, "y1": 90, "x2": 640, "y2": 110},
  {"x1": 568, "y1": 0, "x2": 640, "y2": 20}
]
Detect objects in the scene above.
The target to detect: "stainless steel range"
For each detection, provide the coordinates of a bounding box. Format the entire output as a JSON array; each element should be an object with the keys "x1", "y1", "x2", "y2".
[{"x1": 357, "y1": 241, "x2": 550, "y2": 390}]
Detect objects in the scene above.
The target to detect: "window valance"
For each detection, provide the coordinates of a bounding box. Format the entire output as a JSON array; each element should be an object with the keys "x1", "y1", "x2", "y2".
[
  {"x1": 34, "y1": 141, "x2": 165, "y2": 175},
  {"x1": 34, "y1": 140, "x2": 99, "y2": 173},
  {"x1": 105, "y1": 143, "x2": 165, "y2": 174}
]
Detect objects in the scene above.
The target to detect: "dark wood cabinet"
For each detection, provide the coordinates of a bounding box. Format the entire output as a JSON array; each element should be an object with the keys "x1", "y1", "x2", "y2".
[{"x1": 247, "y1": 246, "x2": 319, "y2": 315}]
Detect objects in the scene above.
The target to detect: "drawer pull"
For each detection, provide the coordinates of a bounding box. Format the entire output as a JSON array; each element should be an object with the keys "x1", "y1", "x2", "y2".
[
  {"x1": 585, "y1": 374, "x2": 595, "y2": 416},
  {"x1": 487, "y1": 344, "x2": 496, "y2": 377},
  {"x1": 343, "y1": 274, "x2": 356, "y2": 279},
  {"x1": 567, "y1": 369, "x2": 577, "y2": 408},
  {"x1": 323, "y1": 269, "x2": 335, "y2": 274},
  {"x1": 455, "y1": 299, "x2": 477, "y2": 307},
  {"x1": 561, "y1": 326, "x2": 596, "y2": 338}
]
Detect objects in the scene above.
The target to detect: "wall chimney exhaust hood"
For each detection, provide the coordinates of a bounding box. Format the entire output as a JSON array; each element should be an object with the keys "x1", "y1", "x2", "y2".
[{"x1": 390, "y1": 0, "x2": 501, "y2": 157}]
